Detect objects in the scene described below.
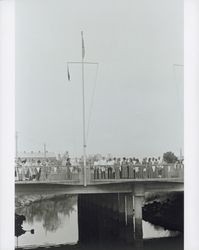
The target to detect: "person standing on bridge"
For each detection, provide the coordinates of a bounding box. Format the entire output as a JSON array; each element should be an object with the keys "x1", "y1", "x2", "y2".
[
  {"x1": 128, "y1": 158, "x2": 134, "y2": 179},
  {"x1": 121, "y1": 157, "x2": 128, "y2": 179},
  {"x1": 100, "y1": 157, "x2": 106, "y2": 179},
  {"x1": 66, "y1": 158, "x2": 72, "y2": 179},
  {"x1": 147, "y1": 158, "x2": 153, "y2": 178},
  {"x1": 134, "y1": 159, "x2": 139, "y2": 179},
  {"x1": 111, "y1": 158, "x2": 116, "y2": 178},
  {"x1": 107, "y1": 158, "x2": 113, "y2": 179},
  {"x1": 151, "y1": 160, "x2": 157, "y2": 178},
  {"x1": 94, "y1": 159, "x2": 99, "y2": 179},
  {"x1": 114, "y1": 158, "x2": 120, "y2": 179},
  {"x1": 142, "y1": 157, "x2": 147, "y2": 179}
]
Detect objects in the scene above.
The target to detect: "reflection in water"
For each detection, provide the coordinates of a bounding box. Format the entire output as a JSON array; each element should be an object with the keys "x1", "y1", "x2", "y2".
[
  {"x1": 16, "y1": 195, "x2": 78, "y2": 247},
  {"x1": 16, "y1": 195, "x2": 76, "y2": 233},
  {"x1": 143, "y1": 221, "x2": 179, "y2": 239},
  {"x1": 15, "y1": 195, "x2": 182, "y2": 249}
]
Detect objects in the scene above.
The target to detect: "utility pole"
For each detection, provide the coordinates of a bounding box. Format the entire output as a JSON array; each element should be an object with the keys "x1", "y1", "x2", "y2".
[
  {"x1": 180, "y1": 148, "x2": 182, "y2": 161},
  {"x1": 44, "y1": 143, "x2": 46, "y2": 158}
]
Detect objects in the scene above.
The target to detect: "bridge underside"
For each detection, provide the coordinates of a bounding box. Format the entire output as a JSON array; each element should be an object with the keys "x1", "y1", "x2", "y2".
[
  {"x1": 15, "y1": 179, "x2": 183, "y2": 196},
  {"x1": 15, "y1": 179, "x2": 183, "y2": 242}
]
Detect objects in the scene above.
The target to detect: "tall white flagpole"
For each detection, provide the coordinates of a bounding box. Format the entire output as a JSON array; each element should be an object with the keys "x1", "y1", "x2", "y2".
[
  {"x1": 81, "y1": 31, "x2": 87, "y2": 186},
  {"x1": 67, "y1": 33, "x2": 98, "y2": 186}
]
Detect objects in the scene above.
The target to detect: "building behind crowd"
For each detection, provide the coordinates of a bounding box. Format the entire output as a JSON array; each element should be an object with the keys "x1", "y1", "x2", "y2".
[{"x1": 18, "y1": 151, "x2": 57, "y2": 161}]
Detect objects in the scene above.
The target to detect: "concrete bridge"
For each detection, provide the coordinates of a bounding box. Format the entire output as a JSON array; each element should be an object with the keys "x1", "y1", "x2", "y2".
[
  {"x1": 15, "y1": 171, "x2": 183, "y2": 242},
  {"x1": 15, "y1": 178, "x2": 183, "y2": 195}
]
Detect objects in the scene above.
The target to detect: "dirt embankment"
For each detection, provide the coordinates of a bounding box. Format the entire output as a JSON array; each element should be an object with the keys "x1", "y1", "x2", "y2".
[
  {"x1": 15, "y1": 194, "x2": 64, "y2": 209},
  {"x1": 143, "y1": 192, "x2": 184, "y2": 232}
]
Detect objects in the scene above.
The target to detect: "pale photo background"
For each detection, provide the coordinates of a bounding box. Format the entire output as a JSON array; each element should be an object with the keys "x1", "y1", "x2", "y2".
[
  {"x1": 15, "y1": 0, "x2": 183, "y2": 158},
  {"x1": 0, "y1": 0, "x2": 199, "y2": 249}
]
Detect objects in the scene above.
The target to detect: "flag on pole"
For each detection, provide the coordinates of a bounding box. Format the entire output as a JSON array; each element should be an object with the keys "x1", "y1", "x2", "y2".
[
  {"x1": 67, "y1": 64, "x2": 70, "y2": 81},
  {"x1": 81, "y1": 31, "x2": 85, "y2": 59}
]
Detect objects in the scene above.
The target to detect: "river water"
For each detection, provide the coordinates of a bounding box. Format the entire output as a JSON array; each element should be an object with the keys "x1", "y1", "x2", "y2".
[{"x1": 15, "y1": 195, "x2": 183, "y2": 250}]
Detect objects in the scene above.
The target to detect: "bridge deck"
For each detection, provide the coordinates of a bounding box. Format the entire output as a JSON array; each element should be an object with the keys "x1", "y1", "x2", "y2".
[
  {"x1": 15, "y1": 178, "x2": 184, "y2": 196},
  {"x1": 15, "y1": 177, "x2": 184, "y2": 185}
]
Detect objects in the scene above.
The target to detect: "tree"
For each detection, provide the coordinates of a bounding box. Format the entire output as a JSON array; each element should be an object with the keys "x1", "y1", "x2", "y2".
[{"x1": 163, "y1": 151, "x2": 178, "y2": 164}]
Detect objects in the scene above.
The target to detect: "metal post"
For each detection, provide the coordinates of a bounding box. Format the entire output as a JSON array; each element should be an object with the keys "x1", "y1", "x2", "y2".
[
  {"x1": 180, "y1": 147, "x2": 182, "y2": 161},
  {"x1": 44, "y1": 143, "x2": 46, "y2": 158}
]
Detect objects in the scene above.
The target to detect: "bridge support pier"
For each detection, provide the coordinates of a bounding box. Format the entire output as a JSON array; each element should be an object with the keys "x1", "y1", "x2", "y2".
[
  {"x1": 118, "y1": 194, "x2": 125, "y2": 224},
  {"x1": 134, "y1": 185, "x2": 145, "y2": 242},
  {"x1": 134, "y1": 195, "x2": 144, "y2": 240},
  {"x1": 125, "y1": 194, "x2": 134, "y2": 226},
  {"x1": 123, "y1": 194, "x2": 134, "y2": 243}
]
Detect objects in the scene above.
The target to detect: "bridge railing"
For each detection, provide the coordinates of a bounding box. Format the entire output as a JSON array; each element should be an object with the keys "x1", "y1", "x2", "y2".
[
  {"x1": 15, "y1": 163, "x2": 184, "y2": 183},
  {"x1": 89, "y1": 163, "x2": 184, "y2": 182},
  {"x1": 15, "y1": 165, "x2": 83, "y2": 183}
]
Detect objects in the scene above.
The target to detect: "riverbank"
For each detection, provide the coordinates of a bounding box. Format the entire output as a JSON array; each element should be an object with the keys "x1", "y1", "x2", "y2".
[
  {"x1": 15, "y1": 193, "x2": 72, "y2": 209},
  {"x1": 143, "y1": 192, "x2": 183, "y2": 232}
]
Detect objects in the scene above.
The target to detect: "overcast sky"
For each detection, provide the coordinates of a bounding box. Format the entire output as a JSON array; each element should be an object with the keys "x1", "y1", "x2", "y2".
[{"x1": 16, "y1": 0, "x2": 183, "y2": 158}]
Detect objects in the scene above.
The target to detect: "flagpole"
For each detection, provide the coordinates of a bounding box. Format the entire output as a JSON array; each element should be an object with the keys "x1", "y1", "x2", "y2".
[
  {"x1": 81, "y1": 31, "x2": 87, "y2": 186},
  {"x1": 67, "y1": 32, "x2": 98, "y2": 186}
]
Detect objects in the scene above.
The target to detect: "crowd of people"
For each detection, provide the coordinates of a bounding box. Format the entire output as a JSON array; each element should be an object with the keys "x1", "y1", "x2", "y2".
[
  {"x1": 88, "y1": 157, "x2": 184, "y2": 180},
  {"x1": 16, "y1": 157, "x2": 58, "y2": 167},
  {"x1": 15, "y1": 155, "x2": 184, "y2": 181},
  {"x1": 15, "y1": 157, "x2": 59, "y2": 181}
]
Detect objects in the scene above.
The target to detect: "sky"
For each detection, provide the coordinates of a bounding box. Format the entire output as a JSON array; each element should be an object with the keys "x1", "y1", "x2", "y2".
[{"x1": 15, "y1": 0, "x2": 183, "y2": 158}]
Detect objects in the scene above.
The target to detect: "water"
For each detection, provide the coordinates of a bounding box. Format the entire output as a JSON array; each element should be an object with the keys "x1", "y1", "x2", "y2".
[
  {"x1": 142, "y1": 221, "x2": 179, "y2": 239},
  {"x1": 15, "y1": 196, "x2": 78, "y2": 247},
  {"x1": 15, "y1": 195, "x2": 182, "y2": 249}
]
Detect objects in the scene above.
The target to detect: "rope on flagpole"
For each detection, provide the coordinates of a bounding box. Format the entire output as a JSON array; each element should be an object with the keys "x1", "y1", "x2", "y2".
[
  {"x1": 66, "y1": 62, "x2": 99, "y2": 140},
  {"x1": 86, "y1": 63, "x2": 99, "y2": 142}
]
